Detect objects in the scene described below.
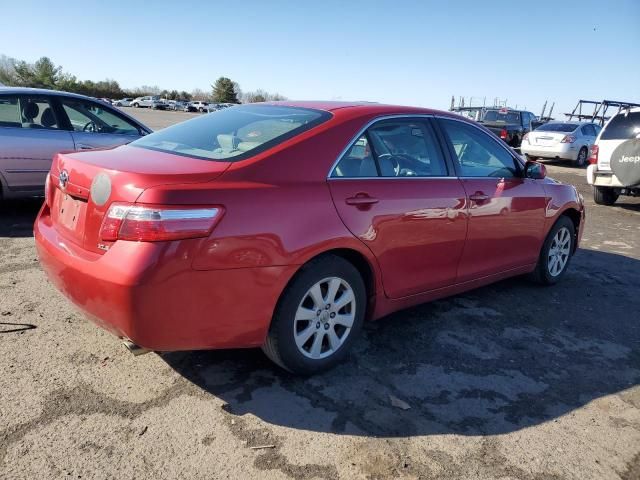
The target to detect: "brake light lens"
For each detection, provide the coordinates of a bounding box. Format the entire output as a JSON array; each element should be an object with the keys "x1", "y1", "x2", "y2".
[
  {"x1": 500, "y1": 128, "x2": 508, "y2": 139},
  {"x1": 561, "y1": 135, "x2": 576, "y2": 143},
  {"x1": 99, "y1": 203, "x2": 223, "y2": 242},
  {"x1": 589, "y1": 144, "x2": 599, "y2": 165}
]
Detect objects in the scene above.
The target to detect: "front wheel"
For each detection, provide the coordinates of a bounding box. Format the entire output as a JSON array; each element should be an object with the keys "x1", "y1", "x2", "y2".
[
  {"x1": 593, "y1": 186, "x2": 618, "y2": 206},
  {"x1": 531, "y1": 216, "x2": 575, "y2": 285},
  {"x1": 133, "y1": 103, "x2": 139, "y2": 108},
  {"x1": 262, "y1": 255, "x2": 366, "y2": 375}
]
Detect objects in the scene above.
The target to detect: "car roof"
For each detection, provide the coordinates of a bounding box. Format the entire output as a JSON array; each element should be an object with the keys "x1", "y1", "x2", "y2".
[
  {"x1": 545, "y1": 120, "x2": 596, "y2": 125},
  {"x1": 0, "y1": 86, "x2": 98, "y2": 101},
  {"x1": 263, "y1": 100, "x2": 453, "y2": 119}
]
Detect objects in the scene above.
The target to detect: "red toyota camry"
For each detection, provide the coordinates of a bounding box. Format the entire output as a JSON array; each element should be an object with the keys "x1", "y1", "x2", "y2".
[{"x1": 35, "y1": 102, "x2": 584, "y2": 374}]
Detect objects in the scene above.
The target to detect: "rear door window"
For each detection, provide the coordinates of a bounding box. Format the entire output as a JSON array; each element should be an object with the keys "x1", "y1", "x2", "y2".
[
  {"x1": 15, "y1": 96, "x2": 60, "y2": 129},
  {"x1": 601, "y1": 112, "x2": 640, "y2": 140},
  {"x1": 0, "y1": 95, "x2": 21, "y2": 128},
  {"x1": 368, "y1": 120, "x2": 447, "y2": 177},
  {"x1": 331, "y1": 134, "x2": 378, "y2": 177}
]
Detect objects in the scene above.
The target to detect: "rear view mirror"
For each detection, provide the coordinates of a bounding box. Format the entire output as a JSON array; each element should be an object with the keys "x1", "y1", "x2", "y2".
[{"x1": 525, "y1": 160, "x2": 546, "y2": 179}]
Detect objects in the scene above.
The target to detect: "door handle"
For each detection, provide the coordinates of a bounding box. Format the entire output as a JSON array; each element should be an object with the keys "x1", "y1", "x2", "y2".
[
  {"x1": 469, "y1": 192, "x2": 490, "y2": 202},
  {"x1": 345, "y1": 194, "x2": 379, "y2": 206},
  {"x1": 76, "y1": 144, "x2": 94, "y2": 150}
]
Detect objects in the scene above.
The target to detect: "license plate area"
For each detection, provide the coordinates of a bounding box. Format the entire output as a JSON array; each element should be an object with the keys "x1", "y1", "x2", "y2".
[{"x1": 52, "y1": 189, "x2": 88, "y2": 240}]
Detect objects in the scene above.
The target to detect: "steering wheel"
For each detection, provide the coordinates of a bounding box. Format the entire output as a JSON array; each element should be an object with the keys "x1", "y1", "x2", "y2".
[
  {"x1": 377, "y1": 153, "x2": 401, "y2": 176},
  {"x1": 82, "y1": 121, "x2": 98, "y2": 133}
]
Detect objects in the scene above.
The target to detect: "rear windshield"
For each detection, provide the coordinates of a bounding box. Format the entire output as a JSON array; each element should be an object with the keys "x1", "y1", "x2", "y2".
[
  {"x1": 131, "y1": 104, "x2": 331, "y2": 161},
  {"x1": 601, "y1": 111, "x2": 640, "y2": 140},
  {"x1": 535, "y1": 123, "x2": 578, "y2": 133},
  {"x1": 482, "y1": 110, "x2": 521, "y2": 124}
]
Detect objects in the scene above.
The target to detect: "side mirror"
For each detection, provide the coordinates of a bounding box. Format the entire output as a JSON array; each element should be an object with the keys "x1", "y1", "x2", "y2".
[{"x1": 525, "y1": 160, "x2": 546, "y2": 179}]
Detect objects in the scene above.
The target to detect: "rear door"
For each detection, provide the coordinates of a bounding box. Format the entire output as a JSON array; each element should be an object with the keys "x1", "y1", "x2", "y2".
[
  {"x1": 437, "y1": 117, "x2": 547, "y2": 282},
  {"x1": 328, "y1": 117, "x2": 468, "y2": 299},
  {"x1": 0, "y1": 93, "x2": 74, "y2": 194},
  {"x1": 55, "y1": 96, "x2": 144, "y2": 150}
]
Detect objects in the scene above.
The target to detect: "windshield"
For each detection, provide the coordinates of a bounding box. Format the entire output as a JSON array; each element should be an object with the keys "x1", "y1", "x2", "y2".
[
  {"x1": 536, "y1": 123, "x2": 578, "y2": 133},
  {"x1": 131, "y1": 104, "x2": 331, "y2": 161},
  {"x1": 482, "y1": 110, "x2": 521, "y2": 124}
]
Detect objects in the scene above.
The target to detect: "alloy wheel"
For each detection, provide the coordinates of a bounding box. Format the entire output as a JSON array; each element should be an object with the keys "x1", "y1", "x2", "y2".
[
  {"x1": 548, "y1": 227, "x2": 571, "y2": 277},
  {"x1": 293, "y1": 277, "x2": 355, "y2": 359}
]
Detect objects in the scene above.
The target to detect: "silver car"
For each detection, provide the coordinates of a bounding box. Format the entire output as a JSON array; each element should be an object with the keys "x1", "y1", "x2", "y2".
[
  {"x1": 521, "y1": 121, "x2": 601, "y2": 167},
  {"x1": 0, "y1": 87, "x2": 151, "y2": 199}
]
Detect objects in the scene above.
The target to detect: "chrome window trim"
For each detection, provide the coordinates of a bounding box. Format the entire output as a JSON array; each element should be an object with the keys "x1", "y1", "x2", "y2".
[
  {"x1": 433, "y1": 114, "x2": 526, "y2": 178},
  {"x1": 326, "y1": 114, "x2": 450, "y2": 180}
]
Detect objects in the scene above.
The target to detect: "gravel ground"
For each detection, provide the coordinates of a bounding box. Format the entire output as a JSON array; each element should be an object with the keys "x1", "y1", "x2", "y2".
[{"x1": 1, "y1": 109, "x2": 639, "y2": 480}]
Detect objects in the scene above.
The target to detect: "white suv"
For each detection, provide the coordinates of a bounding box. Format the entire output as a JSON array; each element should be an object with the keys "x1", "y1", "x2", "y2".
[{"x1": 587, "y1": 107, "x2": 640, "y2": 205}]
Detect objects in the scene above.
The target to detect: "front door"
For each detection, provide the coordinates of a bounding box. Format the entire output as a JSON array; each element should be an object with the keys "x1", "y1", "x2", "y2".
[
  {"x1": 55, "y1": 97, "x2": 143, "y2": 150},
  {"x1": 328, "y1": 118, "x2": 468, "y2": 299},
  {"x1": 437, "y1": 117, "x2": 547, "y2": 282}
]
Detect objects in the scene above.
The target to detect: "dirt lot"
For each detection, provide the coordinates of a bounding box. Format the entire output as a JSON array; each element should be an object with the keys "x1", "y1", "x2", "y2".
[{"x1": 1, "y1": 109, "x2": 639, "y2": 480}]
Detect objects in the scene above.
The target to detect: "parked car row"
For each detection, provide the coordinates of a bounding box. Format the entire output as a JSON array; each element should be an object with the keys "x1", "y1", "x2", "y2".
[{"x1": 110, "y1": 97, "x2": 234, "y2": 113}]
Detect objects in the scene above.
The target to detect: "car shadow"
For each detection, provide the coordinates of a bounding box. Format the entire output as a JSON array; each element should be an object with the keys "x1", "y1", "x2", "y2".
[
  {"x1": 163, "y1": 248, "x2": 640, "y2": 437},
  {"x1": 0, "y1": 198, "x2": 42, "y2": 238}
]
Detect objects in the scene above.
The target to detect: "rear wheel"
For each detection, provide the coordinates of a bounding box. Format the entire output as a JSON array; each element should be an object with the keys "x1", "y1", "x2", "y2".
[
  {"x1": 575, "y1": 147, "x2": 588, "y2": 167},
  {"x1": 262, "y1": 255, "x2": 366, "y2": 375},
  {"x1": 593, "y1": 186, "x2": 618, "y2": 206},
  {"x1": 531, "y1": 216, "x2": 575, "y2": 285}
]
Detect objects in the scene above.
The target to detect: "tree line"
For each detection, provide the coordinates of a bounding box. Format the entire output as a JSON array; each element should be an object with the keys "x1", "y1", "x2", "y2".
[{"x1": 0, "y1": 55, "x2": 287, "y2": 104}]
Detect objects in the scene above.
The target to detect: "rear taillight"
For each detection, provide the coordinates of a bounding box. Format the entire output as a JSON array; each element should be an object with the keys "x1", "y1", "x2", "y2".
[
  {"x1": 522, "y1": 133, "x2": 529, "y2": 144},
  {"x1": 500, "y1": 128, "x2": 508, "y2": 139},
  {"x1": 99, "y1": 203, "x2": 223, "y2": 242},
  {"x1": 561, "y1": 135, "x2": 576, "y2": 143},
  {"x1": 589, "y1": 144, "x2": 599, "y2": 165}
]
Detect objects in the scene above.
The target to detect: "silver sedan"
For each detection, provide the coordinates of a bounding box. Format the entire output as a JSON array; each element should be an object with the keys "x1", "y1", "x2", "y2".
[
  {"x1": 521, "y1": 121, "x2": 601, "y2": 167},
  {"x1": 0, "y1": 87, "x2": 151, "y2": 199}
]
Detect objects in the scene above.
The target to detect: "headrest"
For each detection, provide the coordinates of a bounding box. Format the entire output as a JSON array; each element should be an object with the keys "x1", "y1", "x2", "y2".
[
  {"x1": 22, "y1": 101, "x2": 39, "y2": 120},
  {"x1": 217, "y1": 134, "x2": 240, "y2": 152},
  {"x1": 41, "y1": 108, "x2": 56, "y2": 128}
]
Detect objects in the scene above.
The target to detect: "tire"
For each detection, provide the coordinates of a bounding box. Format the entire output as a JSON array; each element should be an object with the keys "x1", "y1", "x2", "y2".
[
  {"x1": 593, "y1": 186, "x2": 618, "y2": 206},
  {"x1": 575, "y1": 147, "x2": 588, "y2": 167},
  {"x1": 199, "y1": 107, "x2": 204, "y2": 113},
  {"x1": 525, "y1": 154, "x2": 538, "y2": 162},
  {"x1": 262, "y1": 255, "x2": 366, "y2": 375},
  {"x1": 531, "y1": 215, "x2": 575, "y2": 285},
  {"x1": 133, "y1": 103, "x2": 139, "y2": 108}
]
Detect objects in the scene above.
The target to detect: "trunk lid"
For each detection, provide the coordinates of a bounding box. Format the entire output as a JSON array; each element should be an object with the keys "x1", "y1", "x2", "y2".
[
  {"x1": 49, "y1": 144, "x2": 230, "y2": 254},
  {"x1": 528, "y1": 131, "x2": 568, "y2": 146}
]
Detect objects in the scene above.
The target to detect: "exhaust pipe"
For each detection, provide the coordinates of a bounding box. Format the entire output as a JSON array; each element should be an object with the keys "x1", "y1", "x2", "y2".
[{"x1": 122, "y1": 339, "x2": 151, "y2": 356}]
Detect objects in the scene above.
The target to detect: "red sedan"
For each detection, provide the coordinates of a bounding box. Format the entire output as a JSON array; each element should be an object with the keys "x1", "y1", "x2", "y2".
[{"x1": 35, "y1": 102, "x2": 585, "y2": 374}]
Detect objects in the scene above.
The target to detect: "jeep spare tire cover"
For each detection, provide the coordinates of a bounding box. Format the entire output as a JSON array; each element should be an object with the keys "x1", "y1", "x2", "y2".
[{"x1": 610, "y1": 139, "x2": 640, "y2": 186}]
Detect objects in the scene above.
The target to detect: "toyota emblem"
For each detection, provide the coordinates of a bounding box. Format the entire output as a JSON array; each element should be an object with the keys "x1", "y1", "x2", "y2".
[{"x1": 59, "y1": 170, "x2": 69, "y2": 189}]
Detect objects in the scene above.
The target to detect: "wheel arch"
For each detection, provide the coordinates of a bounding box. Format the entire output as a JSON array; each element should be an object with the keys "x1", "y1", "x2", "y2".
[
  {"x1": 276, "y1": 247, "x2": 380, "y2": 322},
  {"x1": 558, "y1": 207, "x2": 582, "y2": 253}
]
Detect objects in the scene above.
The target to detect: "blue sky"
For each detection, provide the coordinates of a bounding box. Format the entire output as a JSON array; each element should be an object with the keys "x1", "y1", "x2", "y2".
[{"x1": 1, "y1": 0, "x2": 639, "y2": 116}]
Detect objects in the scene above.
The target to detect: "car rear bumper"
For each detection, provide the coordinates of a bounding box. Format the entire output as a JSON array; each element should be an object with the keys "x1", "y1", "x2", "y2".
[
  {"x1": 585, "y1": 165, "x2": 634, "y2": 187},
  {"x1": 34, "y1": 204, "x2": 297, "y2": 351},
  {"x1": 521, "y1": 143, "x2": 579, "y2": 160}
]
